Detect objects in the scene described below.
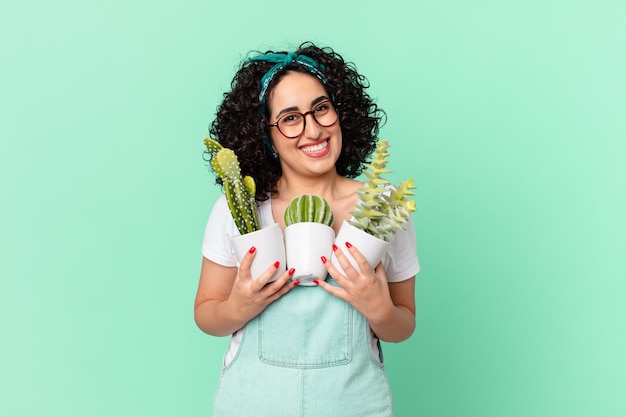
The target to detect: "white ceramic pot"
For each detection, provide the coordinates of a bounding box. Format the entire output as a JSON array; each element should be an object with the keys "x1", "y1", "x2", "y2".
[
  {"x1": 330, "y1": 220, "x2": 390, "y2": 275},
  {"x1": 231, "y1": 223, "x2": 286, "y2": 282},
  {"x1": 284, "y1": 222, "x2": 335, "y2": 286}
]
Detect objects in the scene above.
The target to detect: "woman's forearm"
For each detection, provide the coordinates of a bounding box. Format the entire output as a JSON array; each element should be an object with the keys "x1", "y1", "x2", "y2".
[
  {"x1": 368, "y1": 303, "x2": 416, "y2": 342},
  {"x1": 369, "y1": 278, "x2": 416, "y2": 342},
  {"x1": 194, "y1": 297, "x2": 249, "y2": 337}
]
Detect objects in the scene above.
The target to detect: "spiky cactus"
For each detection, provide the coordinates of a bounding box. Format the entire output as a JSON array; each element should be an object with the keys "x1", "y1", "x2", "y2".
[
  {"x1": 348, "y1": 140, "x2": 416, "y2": 242},
  {"x1": 284, "y1": 194, "x2": 334, "y2": 227},
  {"x1": 204, "y1": 138, "x2": 261, "y2": 235}
]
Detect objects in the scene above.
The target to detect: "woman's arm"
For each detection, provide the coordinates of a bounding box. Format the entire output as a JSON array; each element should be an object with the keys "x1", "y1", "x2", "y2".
[
  {"x1": 369, "y1": 276, "x2": 416, "y2": 342},
  {"x1": 194, "y1": 250, "x2": 297, "y2": 336}
]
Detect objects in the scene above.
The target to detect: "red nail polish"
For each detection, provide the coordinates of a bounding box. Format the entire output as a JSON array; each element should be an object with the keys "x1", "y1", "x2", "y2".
[
  {"x1": 249, "y1": 246, "x2": 256, "y2": 254},
  {"x1": 288, "y1": 268, "x2": 295, "y2": 276},
  {"x1": 345, "y1": 241, "x2": 352, "y2": 249},
  {"x1": 332, "y1": 244, "x2": 338, "y2": 252},
  {"x1": 321, "y1": 256, "x2": 327, "y2": 264},
  {"x1": 313, "y1": 279, "x2": 319, "y2": 285},
  {"x1": 274, "y1": 261, "x2": 280, "y2": 268},
  {"x1": 292, "y1": 280, "x2": 300, "y2": 287}
]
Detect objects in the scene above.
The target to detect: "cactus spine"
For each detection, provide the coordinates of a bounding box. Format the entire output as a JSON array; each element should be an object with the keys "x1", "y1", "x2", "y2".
[
  {"x1": 348, "y1": 140, "x2": 416, "y2": 242},
  {"x1": 204, "y1": 138, "x2": 261, "y2": 235},
  {"x1": 284, "y1": 194, "x2": 334, "y2": 227}
]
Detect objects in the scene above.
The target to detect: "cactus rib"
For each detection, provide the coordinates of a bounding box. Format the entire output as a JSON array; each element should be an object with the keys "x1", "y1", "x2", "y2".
[{"x1": 284, "y1": 194, "x2": 334, "y2": 227}]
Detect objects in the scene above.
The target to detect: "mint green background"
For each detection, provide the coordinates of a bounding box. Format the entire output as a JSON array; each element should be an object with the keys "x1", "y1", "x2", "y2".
[{"x1": 1, "y1": 1, "x2": 624, "y2": 416}]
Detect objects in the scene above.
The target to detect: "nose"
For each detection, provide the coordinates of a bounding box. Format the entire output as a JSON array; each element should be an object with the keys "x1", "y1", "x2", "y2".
[{"x1": 302, "y1": 112, "x2": 322, "y2": 139}]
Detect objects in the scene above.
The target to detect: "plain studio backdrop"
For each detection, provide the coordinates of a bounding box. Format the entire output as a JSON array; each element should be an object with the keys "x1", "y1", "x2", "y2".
[{"x1": 1, "y1": 1, "x2": 624, "y2": 416}]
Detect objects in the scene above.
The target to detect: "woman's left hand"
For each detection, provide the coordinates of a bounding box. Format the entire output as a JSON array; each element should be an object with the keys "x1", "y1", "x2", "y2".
[{"x1": 316, "y1": 242, "x2": 394, "y2": 324}]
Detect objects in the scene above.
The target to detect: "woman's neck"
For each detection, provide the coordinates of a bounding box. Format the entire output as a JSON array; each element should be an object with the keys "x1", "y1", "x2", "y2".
[{"x1": 275, "y1": 171, "x2": 345, "y2": 201}]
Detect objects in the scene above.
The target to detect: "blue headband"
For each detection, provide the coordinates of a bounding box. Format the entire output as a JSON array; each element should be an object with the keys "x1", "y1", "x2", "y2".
[{"x1": 248, "y1": 52, "x2": 327, "y2": 105}]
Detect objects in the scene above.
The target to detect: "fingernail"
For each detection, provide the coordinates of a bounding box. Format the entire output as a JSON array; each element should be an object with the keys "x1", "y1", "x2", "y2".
[
  {"x1": 313, "y1": 279, "x2": 319, "y2": 285},
  {"x1": 345, "y1": 241, "x2": 352, "y2": 249},
  {"x1": 332, "y1": 244, "x2": 338, "y2": 252},
  {"x1": 274, "y1": 261, "x2": 280, "y2": 268},
  {"x1": 321, "y1": 256, "x2": 327, "y2": 264},
  {"x1": 249, "y1": 246, "x2": 256, "y2": 254},
  {"x1": 288, "y1": 268, "x2": 295, "y2": 276},
  {"x1": 292, "y1": 280, "x2": 300, "y2": 287}
]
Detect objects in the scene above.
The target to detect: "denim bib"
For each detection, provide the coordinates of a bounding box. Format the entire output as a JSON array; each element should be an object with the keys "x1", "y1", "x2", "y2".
[{"x1": 212, "y1": 279, "x2": 393, "y2": 417}]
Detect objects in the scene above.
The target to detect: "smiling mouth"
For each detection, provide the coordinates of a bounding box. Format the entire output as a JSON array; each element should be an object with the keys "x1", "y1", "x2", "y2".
[{"x1": 300, "y1": 140, "x2": 329, "y2": 154}]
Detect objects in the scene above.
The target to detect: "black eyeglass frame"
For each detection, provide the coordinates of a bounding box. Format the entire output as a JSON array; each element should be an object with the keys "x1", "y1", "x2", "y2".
[{"x1": 267, "y1": 100, "x2": 338, "y2": 139}]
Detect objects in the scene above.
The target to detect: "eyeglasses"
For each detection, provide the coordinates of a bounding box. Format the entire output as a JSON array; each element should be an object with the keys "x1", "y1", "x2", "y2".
[{"x1": 268, "y1": 100, "x2": 338, "y2": 138}]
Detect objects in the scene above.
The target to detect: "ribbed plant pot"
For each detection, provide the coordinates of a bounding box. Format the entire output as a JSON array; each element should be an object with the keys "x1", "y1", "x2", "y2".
[
  {"x1": 231, "y1": 223, "x2": 286, "y2": 282},
  {"x1": 330, "y1": 220, "x2": 390, "y2": 275},
  {"x1": 284, "y1": 222, "x2": 335, "y2": 286}
]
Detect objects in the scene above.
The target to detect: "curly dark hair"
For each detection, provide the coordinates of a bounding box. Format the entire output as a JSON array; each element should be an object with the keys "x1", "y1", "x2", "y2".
[{"x1": 207, "y1": 41, "x2": 385, "y2": 202}]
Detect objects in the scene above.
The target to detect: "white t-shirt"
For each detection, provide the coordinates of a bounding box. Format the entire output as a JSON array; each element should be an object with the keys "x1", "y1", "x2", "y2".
[{"x1": 201, "y1": 194, "x2": 420, "y2": 363}]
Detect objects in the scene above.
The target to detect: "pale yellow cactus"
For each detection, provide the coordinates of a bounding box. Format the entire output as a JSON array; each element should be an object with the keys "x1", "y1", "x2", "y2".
[{"x1": 349, "y1": 140, "x2": 416, "y2": 242}]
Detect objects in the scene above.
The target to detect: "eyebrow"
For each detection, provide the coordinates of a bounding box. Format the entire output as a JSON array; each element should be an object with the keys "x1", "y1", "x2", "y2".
[{"x1": 274, "y1": 95, "x2": 330, "y2": 119}]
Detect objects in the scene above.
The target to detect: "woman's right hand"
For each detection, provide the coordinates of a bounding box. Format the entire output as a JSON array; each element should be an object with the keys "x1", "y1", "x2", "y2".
[
  {"x1": 226, "y1": 246, "x2": 297, "y2": 324},
  {"x1": 194, "y1": 247, "x2": 297, "y2": 336}
]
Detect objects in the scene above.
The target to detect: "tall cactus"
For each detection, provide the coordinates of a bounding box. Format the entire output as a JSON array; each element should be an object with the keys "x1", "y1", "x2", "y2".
[
  {"x1": 204, "y1": 138, "x2": 261, "y2": 235},
  {"x1": 348, "y1": 140, "x2": 416, "y2": 242},
  {"x1": 284, "y1": 194, "x2": 334, "y2": 227}
]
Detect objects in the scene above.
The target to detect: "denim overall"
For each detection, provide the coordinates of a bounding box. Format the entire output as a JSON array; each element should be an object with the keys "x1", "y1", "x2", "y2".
[{"x1": 212, "y1": 279, "x2": 393, "y2": 417}]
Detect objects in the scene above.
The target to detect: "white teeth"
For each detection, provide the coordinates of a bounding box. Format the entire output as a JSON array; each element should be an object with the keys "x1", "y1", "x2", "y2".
[{"x1": 301, "y1": 141, "x2": 328, "y2": 154}]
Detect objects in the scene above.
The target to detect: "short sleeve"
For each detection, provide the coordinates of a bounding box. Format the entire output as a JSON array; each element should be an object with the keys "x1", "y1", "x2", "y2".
[
  {"x1": 380, "y1": 216, "x2": 420, "y2": 282},
  {"x1": 201, "y1": 194, "x2": 240, "y2": 267}
]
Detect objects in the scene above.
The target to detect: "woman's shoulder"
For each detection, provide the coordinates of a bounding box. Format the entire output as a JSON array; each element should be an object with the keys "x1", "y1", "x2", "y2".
[
  {"x1": 210, "y1": 193, "x2": 229, "y2": 213},
  {"x1": 339, "y1": 177, "x2": 364, "y2": 194}
]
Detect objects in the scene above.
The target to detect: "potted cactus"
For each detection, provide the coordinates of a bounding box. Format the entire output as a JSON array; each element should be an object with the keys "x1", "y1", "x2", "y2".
[
  {"x1": 204, "y1": 138, "x2": 285, "y2": 281},
  {"x1": 283, "y1": 194, "x2": 335, "y2": 285},
  {"x1": 331, "y1": 140, "x2": 416, "y2": 273}
]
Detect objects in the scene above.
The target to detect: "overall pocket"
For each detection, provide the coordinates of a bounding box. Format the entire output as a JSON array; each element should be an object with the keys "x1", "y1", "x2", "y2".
[{"x1": 258, "y1": 281, "x2": 353, "y2": 368}]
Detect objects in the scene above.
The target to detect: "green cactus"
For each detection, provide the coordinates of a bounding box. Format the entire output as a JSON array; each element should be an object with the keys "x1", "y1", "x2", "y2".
[
  {"x1": 348, "y1": 140, "x2": 416, "y2": 242},
  {"x1": 284, "y1": 194, "x2": 334, "y2": 227},
  {"x1": 204, "y1": 138, "x2": 261, "y2": 235}
]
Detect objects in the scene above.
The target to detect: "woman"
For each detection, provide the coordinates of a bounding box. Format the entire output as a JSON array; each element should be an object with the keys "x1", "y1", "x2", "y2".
[{"x1": 195, "y1": 42, "x2": 420, "y2": 416}]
